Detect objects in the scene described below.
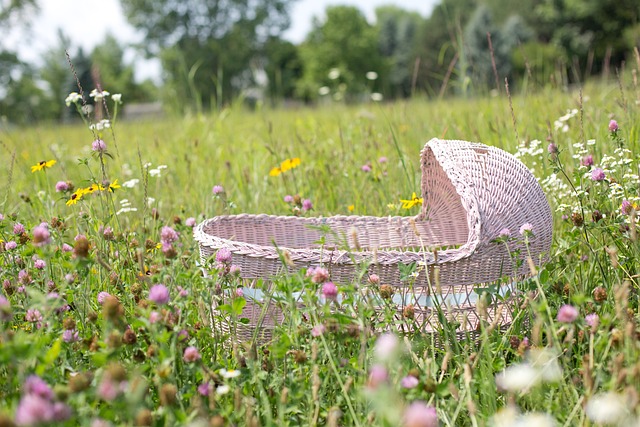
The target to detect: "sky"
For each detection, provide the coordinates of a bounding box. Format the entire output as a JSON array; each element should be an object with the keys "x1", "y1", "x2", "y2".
[{"x1": 7, "y1": 0, "x2": 439, "y2": 82}]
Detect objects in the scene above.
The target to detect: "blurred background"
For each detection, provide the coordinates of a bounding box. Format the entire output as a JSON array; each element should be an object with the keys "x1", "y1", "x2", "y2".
[{"x1": 1, "y1": 0, "x2": 639, "y2": 124}]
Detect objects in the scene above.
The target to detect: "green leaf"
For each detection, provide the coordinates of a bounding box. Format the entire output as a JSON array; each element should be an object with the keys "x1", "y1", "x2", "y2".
[
  {"x1": 36, "y1": 339, "x2": 62, "y2": 376},
  {"x1": 231, "y1": 297, "x2": 247, "y2": 316}
]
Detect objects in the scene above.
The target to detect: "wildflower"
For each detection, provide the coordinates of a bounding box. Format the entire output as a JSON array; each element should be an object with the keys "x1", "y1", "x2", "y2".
[
  {"x1": 318, "y1": 86, "x2": 330, "y2": 96},
  {"x1": 284, "y1": 195, "x2": 293, "y2": 203},
  {"x1": 24, "y1": 375, "x2": 53, "y2": 400},
  {"x1": 32, "y1": 225, "x2": 51, "y2": 246},
  {"x1": 608, "y1": 119, "x2": 618, "y2": 132},
  {"x1": 97, "y1": 292, "x2": 112, "y2": 305},
  {"x1": 402, "y1": 401, "x2": 438, "y2": 427},
  {"x1": 361, "y1": 164, "x2": 372, "y2": 172},
  {"x1": 66, "y1": 192, "x2": 82, "y2": 206},
  {"x1": 590, "y1": 168, "x2": 605, "y2": 181},
  {"x1": 219, "y1": 368, "x2": 241, "y2": 379},
  {"x1": 321, "y1": 282, "x2": 338, "y2": 300},
  {"x1": 547, "y1": 143, "x2": 558, "y2": 154},
  {"x1": 585, "y1": 392, "x2": 627, "y2": 425},
  {"x1": 374, "y1": 333, "x2": 399, "y2": 361},
  {"x1": 0, "y1": 295, "x2": 11, "y2": 320},
  {"x1": 183, "y1": 346, "x2": 201, "y2": 363},
  {"x1": 97, "y1": 379, "x2": 119, "y2": 401},
  {"x1": 34, "y1": 259, "x2": 46, "y2": 270},
  {"x1": 401, "y1": 375, "x2": 419, "y2": 389},
  {"x1": 216, "y1": 385, "x2": 231, "y2": 395},
  {"x1": 366, "y1": 71, "x2": 378, "y2": 80},
  {"x1": 371, "y1": 93, "x2": 384, "y2": 102},
  {"x1": 185, "y1": 217, "x2": 196, "y2": 227},
  {"x1": 498, "y1": 228, "x2": 511, "y2": 238},
  {"x1": 495, "y1": 363, "x2": 539, "y2": 392},
  {"x1": 400, "y1": 192, "x2": 423, "y2": 209},
  {"x1": 92, "y1": 139, "x2": 107, "y2": 152},
  {"x1": 160, "y1": 226, "x2": 179, "y2": 244},
  {"x1": 55, "y1": 181, "x2": 70, "y2": 192},
  {"x1": 89, "y1": 89, "x2": 110, "y2": 101},
  {"x1": 5, "y1": 241, "x2": 17, "y2": 250},
  {"x1": 620, "y1": 200, "x2": 636, "y2": 215},
  {"x1": 270, "y1": 158, "x2": 301, "y2": 176},
  {"x1": 62, "y1": 329, "x2": 79, "y2": 343},
  {"x1": 556, "y1": 304, "x2": 578, "y2": 323},
  {"x1": 198, "y1": 382, "x2": 211, "y2": 396},
  {"x1": 65, "y1": 92, "x2": 83, "y2": 106},
  {"x1": 31, "y1": 160, "x2": 56, "y2": 173},
  {"x1": 308, "y1": 266, "x2": 329, "y2": 284},
  {"x1": 149, "y1": 311, "x2": 161, "y2": 323},
  {"x1": 212, "y1": 185, "x2": 224, "y2": 195},
  {"x1": 14, "y1": 222, "x2": 25, "y2": 234},
  {"x1": 328, "y1": 68, "x2": 340, "y2": 80},
  {"x1": 581, "y1": 154, "x2": 594, "y2": 167},
  {"x1": 148, "y1": 284, "x2": 170, "y2": 305},
  {"x1": 122, "y1": 179, "x2": 139, "y2": 188},
  {"x1": 367, "y1": 364, "x2": 388, "y2": 389},
  {"x1": 368, "y1": 274, "x2": 380, "y2": 285},
  {"x1": 378, "y1": 156, "x2": 388, "y2": 163},
  {"x1": 15, "y1": 394, "x2": 55, "y2": 425},
  {"x1": 112, "y1": 93, "x2": 122, "y2": 103},
  {"x1": 177, "y1": 286, "x2": 188, "y2": 297},
  {"x1": 348, "y1": 204, "x2": 354, "y2": 211},
  {"x1": 311, "y1": 324, "x2": 325, "y2": 337},
  {"x1": 107, "y1": 180, "x2": 121, "y2": 192},
  {"x1": 519, "y1": 223, "x2": 533, "y2": 235},
  {"x1": 302, "y1": 199, "x2": 313, "y2": 211},
  {"x1": 585, "y1": 313, "x2": 599, "y2": 330},
  {"x1": 230, "y1": 265, "x2": 242, "y2": 276},
  {"x1": 216, "y1": 248, "x2": 232, "y2": 264},
  {"x1": 62, "y1": 243, "x2": 73, "y2": 253},
  {"x1": 25, "y1": 309, "x2": 43, "y2": 324}
]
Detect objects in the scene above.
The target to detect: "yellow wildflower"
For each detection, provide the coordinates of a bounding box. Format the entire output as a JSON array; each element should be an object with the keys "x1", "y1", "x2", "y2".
[
  {"x1": 66, "y1": 192, "x2": 82, "y2": 206},
  {"x1": 400, "y1": 192, "x2": 423, "y2": 209},
  {"x1": 270, "y1": 157, "x2": 301, "y2": 176},
  {"x1": 348, "y1": 204, "x2": 355, "y2": 212},
  {"x1": 108, "y1": 179, "x2": 121, "y2": 192},
  {"x1": 269, "y1": 167, "x2": 282, "y2": 177},
  {"x1": 31, "y1": 160, "x2": 56, "y2": 173}
]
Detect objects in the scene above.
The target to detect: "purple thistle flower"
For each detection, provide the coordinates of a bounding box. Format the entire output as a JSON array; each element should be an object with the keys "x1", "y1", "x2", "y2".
[
  {"x1": 149, "y1": 284, "x2": 170, "y2": 305},
  {"x1": 361, "y1": 164, "x2": 372, "y2": 172},
  {"x1": 608, "y1": 119, "x2": 618, "y2": 132},
  {"x1": 34, "y1": 259, "x2": 46, "y2": 270},
  {"x1": 581, "y1": 154, "x2": 594, "y2": 167},
  {"x1": 547, "y1": 143, "x2": 558, "y2": 154},
  {"x1": 283, "y1": 195, "x2": 294, "y2": 203},
  {"x1": 92, "y1": 139, "x2": 107, "y2": 152},
  {"x1": 378, "y1": 156, "x2": 388, "y2": 164},
  {"x1": 591, "y1": 168, "x2": 605, "y2": 181},
  {"x1": 212, "y1": 185, "x2": 224, "y2": 195},
  {"x1": 519, "y1": 223, "x2": 533, "y2": 236},
  {"x1": 557, "y1": 304, "x2": 579, "y2": 323},
  {"x1": 302, "y1": 199, "x2": 313, "y2": 211},
  {"x1": 498, "y1": 228, "x2": 511, "y2": 238},
  {"x1": 585, "y1": 313, "x2": 599, "y2": 330},
  {"x1": 32, "y1": 225, "x2": 51, "y2": 247},
  {"x1": 5, "y1": 241, "x2": 17, "y2": 250},
  {"x1": 185, "y1": 217, "x2": 196, "y2": 227},
  {"x1": 621, "y1": 200, "x2": 633, "y2": 215},
  {"x1": 62, "y1": 243, "x2": 73, "y2": 252},
  {"x1": 25, "y1": 309, "x2": 43, "y2": 324}
]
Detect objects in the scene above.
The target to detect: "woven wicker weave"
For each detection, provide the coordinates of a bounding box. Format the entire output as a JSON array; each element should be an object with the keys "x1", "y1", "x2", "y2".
[{"x1": 195, "y1": 138, "x2": 553, "y2": 342}]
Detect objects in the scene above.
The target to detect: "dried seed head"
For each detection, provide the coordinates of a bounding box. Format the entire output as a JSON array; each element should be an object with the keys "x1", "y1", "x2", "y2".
[
  {"x1": 159, "y1": 383, "x2": 177, "y2": 406},
  {"x1": 379, "y1": 284, "x2": 394, "y2": 299}
]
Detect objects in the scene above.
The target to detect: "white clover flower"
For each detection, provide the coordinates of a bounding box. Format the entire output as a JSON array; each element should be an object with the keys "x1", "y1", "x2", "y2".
[
  {"x1": 65, "y1": 92, "x2": 83, "y2": 106},
  {"x1": 371, "y1": 93, "x2": 383, "y2": 102},
  {"x1": 366, "y1": 71, "x2": 378, "y2": 80},
  {"x1": 495, "y1": 363, "x2": 539, "y2": 392},
  {"x1": 216, "y1": 385, "x2": 231, "y2": 395},
  {"x1": 112, "y1": 93, "x2": 122, "y2": 103},
  {"x1": 219, "y1": 369, "x2": 241, "y2": 379},
  {"x1": 318, "y1": 86, "x2": 330, "y2": 96},
  {"x1": 585, "y1": 392, "x2": 628, "y2": 425},
  {"x1": 328, "y1": 68, "x2": 340, "y2": 80}
]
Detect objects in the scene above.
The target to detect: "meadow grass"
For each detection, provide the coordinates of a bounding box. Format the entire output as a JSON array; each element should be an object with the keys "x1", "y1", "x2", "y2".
[{"x1": 0, "y1": 76, "x2": 639, "y2": 426}]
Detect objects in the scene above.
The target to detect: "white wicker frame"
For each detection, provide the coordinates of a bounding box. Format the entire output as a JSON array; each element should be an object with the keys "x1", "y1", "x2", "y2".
[{"x1": 195, "y1": 138, "x2": 553, "y2": 342}]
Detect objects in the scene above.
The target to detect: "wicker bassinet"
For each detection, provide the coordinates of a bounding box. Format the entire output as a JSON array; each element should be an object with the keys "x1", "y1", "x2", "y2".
[{"x1": 195, "y1": 138, "x2": 553, "y2": 343}]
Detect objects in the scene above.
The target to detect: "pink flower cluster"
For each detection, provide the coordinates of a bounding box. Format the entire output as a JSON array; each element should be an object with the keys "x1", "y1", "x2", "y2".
[{"x1": 15, "y1": 375, "x2": 71, "y2": 425}]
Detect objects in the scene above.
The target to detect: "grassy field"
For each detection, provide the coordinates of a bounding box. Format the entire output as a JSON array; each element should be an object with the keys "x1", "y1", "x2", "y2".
[{"x1": 0, "y1": 77, "x2": 639, "y2": 426}]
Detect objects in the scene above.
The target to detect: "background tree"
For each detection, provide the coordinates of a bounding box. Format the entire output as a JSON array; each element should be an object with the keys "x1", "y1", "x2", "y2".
[
  {"x1": 120, "y1": 0, "x2": 295, "y2": 112},
  {"x1": 375, "y1": 6, "x2": 422, "y2": 98},
  {"x1": 296, "y1": 6, "x2": 384, "y2": 102},
  {"x1": 262, "y1": 37, "x2": 302, "y2": 103}
]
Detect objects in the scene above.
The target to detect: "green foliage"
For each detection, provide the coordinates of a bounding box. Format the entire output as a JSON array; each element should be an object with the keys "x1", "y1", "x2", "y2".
[{"x1": 297, "y1": 6, "x2": 384, "y2": 102}]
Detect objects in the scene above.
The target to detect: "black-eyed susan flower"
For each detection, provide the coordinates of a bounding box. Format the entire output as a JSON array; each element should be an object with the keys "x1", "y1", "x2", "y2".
[
  {"x1": 108, "y1": 179, "x2": 121, "y2": 192},
  {"x1": 400, "y1": 192, "x2": 423, "y2": 209},
  {"x1": 31, "y1": 160, "x2": 56, "y2": 173},
  {"x1": 269, "y1": 157, "x2": 301, "y2": 176}
]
